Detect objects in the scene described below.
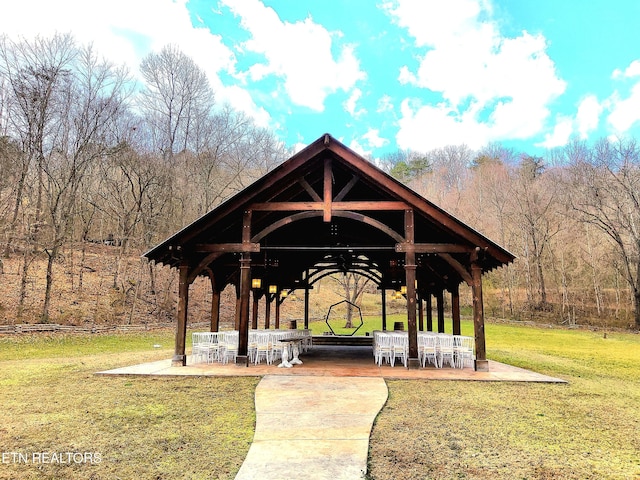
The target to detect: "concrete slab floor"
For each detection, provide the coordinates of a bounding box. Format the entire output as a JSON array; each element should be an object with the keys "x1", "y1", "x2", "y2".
[{"x1": 97, "y1": 345, "x2": 567, "y2": 383}]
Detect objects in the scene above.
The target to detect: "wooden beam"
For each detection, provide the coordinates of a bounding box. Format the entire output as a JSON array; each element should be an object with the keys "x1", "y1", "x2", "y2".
[
  {"x1": 195, "y1": 243, "x2": 260, "y2": 253},
  {"x1": 396, "y1": 243, "x2": 473, "y2": 253},
  {"x1": 299, "y1": 177, "x2": 322, "y2": 201},
  {"x1": 334, "y1": 174, "x2": 359, "y2": 201},
  {"x1": 249, "y1": 201, "x2": 407, "y2": 211},
  {"x1": 251, "y1": 210, "x2": 405, "y2": 244},
  {"x1": 323, "y1": 158, "x2": 332, "y2": 222},
  {"x1": 438, "y1": 253, "x2": 473, "y2": 285}
]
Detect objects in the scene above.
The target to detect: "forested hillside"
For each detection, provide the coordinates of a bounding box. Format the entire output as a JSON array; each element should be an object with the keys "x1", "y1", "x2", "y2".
[{"x1": 1, "y1": 33, "x2": 638, "y2": 330}]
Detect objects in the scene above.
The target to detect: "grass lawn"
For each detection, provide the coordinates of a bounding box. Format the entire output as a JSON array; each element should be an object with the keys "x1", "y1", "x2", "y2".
[
  {"x1": 0, "y1": 332, "x2": 258, "y2": 480},
  {"x1": 1, "y1": 323, "x2": 639, "y2": 479},
  {"x1": 367, "y1": 323, "x2": 640, "y2": 480}
]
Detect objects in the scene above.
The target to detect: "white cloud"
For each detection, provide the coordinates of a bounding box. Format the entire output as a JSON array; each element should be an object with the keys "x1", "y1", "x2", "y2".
[
  {"x1": 385, "y1": 0, "x2": 485, "y2": 48},
  {"x1": 576, "y1": 95, "x2": 602, "y2": 139},
  {"x1": 396, "y1": 100, "x2": 490, "y2": 150},
  {"x1": 0, "y1": 0, "x2": 236, "y2": 80},
  {"x1": 536, "y1": 116, "x2": 573, "y2": 148},
  {"x1": 218, "y1": 85, "x2": 271, "y2": 127},
  {"x1": 377, "y1": 95, "x2": 395, "y2": 113},
  {"x1": 344, "y1": 88, "x2": 366, "y2": 117},
  {"x1": 607, "y1": 83, "x2": 640, "y2": 133},
  {"x1": 0, "y1": 0, "x2": 282, "y2": 128},
  {"x1": 349, "y1": 138, "x2": 373, "y2": 158},
  {"x1": 385, "y1": 0, "x2": 565, "y2": 151},
  {"x1": 362, "y1": 129, "x2": 389, "y2": 149},
  {"x1": 398, "y1": 66, "x2": 416, "y2": 85},
  {"x1": 612, "y1": 60, "x2": 640, "y2": 79},
  {"x1": 222, "y1": 0, "x2": 364, "y2": 111}
]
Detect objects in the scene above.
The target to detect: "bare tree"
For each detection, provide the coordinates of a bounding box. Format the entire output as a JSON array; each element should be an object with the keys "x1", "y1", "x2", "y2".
[
  {"x1": 509, "y1": 156, "x2": 560, "y2": 308},
  {"x1": 37, "y1": 43, "x2": 129, "y2": 320},
  {"x1": 564, "y1": 137, "x2": 640, "y2": 328},
  {"x1": 0, "y1": 33, "x2": 77, "y2": 255},
  {"x1": 138, "y1": 44, "x2": 214, "y2": 160},
  {"x1": 332, "y1": 271, "x2": 370, "y2": 328}
]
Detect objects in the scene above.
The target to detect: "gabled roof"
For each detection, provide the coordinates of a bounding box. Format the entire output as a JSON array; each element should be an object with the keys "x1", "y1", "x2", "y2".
[{"x1": 144, "y1": 134, "x2": 514, "y2": 290}]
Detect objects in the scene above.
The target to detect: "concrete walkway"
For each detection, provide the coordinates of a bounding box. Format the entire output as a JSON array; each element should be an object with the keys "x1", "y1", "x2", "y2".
[{"x1": 234, "y1": 375, "x2": 388, "y2": 480}]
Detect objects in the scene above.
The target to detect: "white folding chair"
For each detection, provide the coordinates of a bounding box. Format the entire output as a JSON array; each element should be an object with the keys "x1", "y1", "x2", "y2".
[
  {"x1": 391, "y1": 333, "x2": 408, "y2": 367},
  {"x1": 220, "y1": 331, "x2": 239, "y2": 365},
  {"x1": 419, "y1": 333, "x2": 439, "y2": 367},
  {"x1": 454, "y1": 335, "x2": 475, "y2": 369},
  {"x1": 202, "y1": 332, "x2": 221, "y2": 364},
  {"x1": 269, "y1": 331, "x2": 288, "y2": 363},
  {"x1": 438, "y1": 334, "x2": 455, "y2": 368},
  {"x1": 374, "y1": 332, "x2": 393, "y2": 366},
  {"x1": 191, "y1": 332, "x2": 207, "y2": 364},
  {"x1": 253, "y1": 331, "x2": 273, "y2": 365}
]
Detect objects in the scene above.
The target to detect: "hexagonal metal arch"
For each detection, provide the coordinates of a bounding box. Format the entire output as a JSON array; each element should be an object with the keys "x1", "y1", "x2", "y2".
[{"x1": 324, "y1": 300, "x2": 363, "y2": 336}]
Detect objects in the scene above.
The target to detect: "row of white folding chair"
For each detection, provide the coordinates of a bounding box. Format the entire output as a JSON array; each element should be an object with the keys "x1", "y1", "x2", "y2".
[
  {"x1": 248, "y1": 330, "x2": 311, "y2": 365},
  {"x1": 372, "y1": 331, "x2": 408, "y2": 367},
  {"x1": 370, "y1": 331, "x2": 474, "y2": 369},
  {"x1": 192, "y1": 332, "x2": 222, "y2": 364},
  {"x1": 372, "y1": 331, "x2": 392, "y2": 366},
  {"x1": 193, "y1": 329, "x2": 314, "y2": 365},
  {"x1": 418, "y1": 333, "x2": 475, "y2": 369},
  {"x1": 453, "y1": 335, "x2": 474, "y2": 368}
]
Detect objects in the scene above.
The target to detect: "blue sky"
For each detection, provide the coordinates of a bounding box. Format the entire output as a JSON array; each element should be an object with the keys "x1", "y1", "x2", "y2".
[{"x1": 3, "y1": 0, "x2": 640, "y2": 160}]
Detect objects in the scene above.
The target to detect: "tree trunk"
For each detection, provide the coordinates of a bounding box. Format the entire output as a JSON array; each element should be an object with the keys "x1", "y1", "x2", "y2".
[
  {"x1": 634, "y1": 289, "x2": 640, "y2": 329},
  {"x1": 635, "y1": 258, "x2": 640, "y2": 329},
  {"x1": 343, "y1": 280, "x2": 353, "y2": 328},
  {"x1": 42, "y1": 247, "x2": 58, "y2": 322},
  {"x1": 18, "y1": 248, "x2": 30, "y2": 322}
]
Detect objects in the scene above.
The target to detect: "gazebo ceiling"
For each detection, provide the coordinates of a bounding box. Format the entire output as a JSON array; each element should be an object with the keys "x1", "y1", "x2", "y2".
[{"x1": 143, "y1": 134, "x2": 515, "y2": 292}]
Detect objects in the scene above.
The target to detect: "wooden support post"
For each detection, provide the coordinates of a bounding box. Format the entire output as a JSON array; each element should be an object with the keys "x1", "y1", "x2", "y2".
[
  {"x1": 237, "y1": 254, "x2": 251, "y2": 366},
  {"x1": 275, "y1": 296, "x2": 281, "y2": 329},
  {"x1": 418, "y1": 291, "x2": 424, "y2": 331},
  {"x1": 426, "y1": 293, "x2": 433, "y2": 331},
  {"x1": 472, "y1": 262, "x2": 489, "y2": 371},
  {"x1": 436, "y1": 290, "x2": 445, "y2": 333},
  {"x1": 236, "y1": 209, "x2": 252, "y2": 366},
  {"x1": 404, "y1": 209, "x2": 419, "y2": 368},
  {"x1": 451, "y1": 284, "x2": 461, "y2": 335},
  {"x1": 251, "y1": 291, "x2": 259, "y2": 330},
  {"x1": 210, "y1": 289, "x2": 220, "y2": 332},
  {"x1": 265, "y1": 294, "x2": 271, "y2": 329},
  {"x1": 304, "y1": 290, "x2": 309, "y2": 329},
  {"x1": 304, "y1": 276, "x2": 310, "y2": 329},
  {"x1": 172, "y1": 263, "x2": 189, "y2": 366},
  {"x1": 381, "y1": 288, "x2": 387, "y2": 331},
  {"x1": 234, "y1": 290, "x2": 241, "y2": 331}
]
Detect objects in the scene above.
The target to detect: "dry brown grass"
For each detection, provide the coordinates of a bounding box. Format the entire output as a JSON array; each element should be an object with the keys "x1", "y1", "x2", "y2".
[
  {"x1": 0, "y1": 333, "x2": 259, "y2": 480},
  {"x1": 2, "y1": 325, "x2": 639, "y2": 479},
  {"x1": 367, "y1": 324, "x2": 640, "y2": 480}
]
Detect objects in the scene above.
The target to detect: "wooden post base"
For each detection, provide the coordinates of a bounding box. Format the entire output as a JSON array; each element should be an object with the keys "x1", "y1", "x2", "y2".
[
  {"x1": 171, "y1": 355, "x2": 187, "y2": 367},
  {"x1": 474, "y1": 359, "x2": 489, "y2": 372},
  {"x1": 408, "y1": 357, "x2": 421, "y2": 369},
  {"x1": 235, "y1": 355, "x2": 249, "y2": 367}
]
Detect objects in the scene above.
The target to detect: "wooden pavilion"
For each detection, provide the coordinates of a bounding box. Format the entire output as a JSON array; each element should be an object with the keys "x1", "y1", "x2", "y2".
[{"x1": 143, "y1": 134, "x2": 515, "y2": 371}]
